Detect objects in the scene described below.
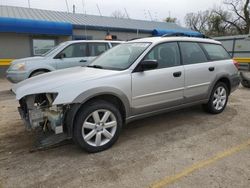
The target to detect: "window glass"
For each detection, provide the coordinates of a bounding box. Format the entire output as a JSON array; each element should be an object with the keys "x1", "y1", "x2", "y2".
[
  {"x1": 33, "y1": 39, "x2": 55, "y2": 56},
  {"x1": 111, "y1": 43, "x2": 120, "y2": 47},
  {"x1": 89, "y1": 42, "x2": 150, "y2": 70},
  {"x1": 61, "y1": 43, "x2": 87, "y2": 58},
  {"x1": 179, "y1": 42, "x2": 207, "y2": 65},
  {"x1": 201, "y1": 43, "x2": 231, "y2": 61},
  {"x1": 89, "y1": 43, "x2": 109, "y2": 56},
  {"x1": 144, "y1": 42, "x2": 181, "y2": 68}
]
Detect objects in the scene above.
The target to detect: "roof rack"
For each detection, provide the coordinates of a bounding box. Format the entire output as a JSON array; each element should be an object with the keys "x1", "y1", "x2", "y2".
[{"x1": 161, "y1": 32, "x2": 210, "y2": 39}]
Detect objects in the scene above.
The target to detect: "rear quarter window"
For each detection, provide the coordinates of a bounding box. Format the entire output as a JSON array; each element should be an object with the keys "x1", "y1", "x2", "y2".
[{"x1": 201, "y1": 43, "x2": 231, "y2": 61}]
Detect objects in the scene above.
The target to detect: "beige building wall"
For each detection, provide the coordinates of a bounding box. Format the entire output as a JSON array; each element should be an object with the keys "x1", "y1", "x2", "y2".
[{"x1": 0, "y1": 33, "x2": 31, "y2": 59}]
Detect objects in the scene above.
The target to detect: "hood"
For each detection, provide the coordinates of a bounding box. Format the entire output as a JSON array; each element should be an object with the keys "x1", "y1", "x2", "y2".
[
  {"x1": 11, "y1": 56, "x2": 45, "y2": 65},
  {"x1": 12, "y1": 67, "x2": 120, "y2": 100}
]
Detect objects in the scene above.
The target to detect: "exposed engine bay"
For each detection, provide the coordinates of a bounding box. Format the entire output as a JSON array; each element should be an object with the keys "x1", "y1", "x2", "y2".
[{"x1": 18, "y1": 93, "x2": 65, "y2": 134}]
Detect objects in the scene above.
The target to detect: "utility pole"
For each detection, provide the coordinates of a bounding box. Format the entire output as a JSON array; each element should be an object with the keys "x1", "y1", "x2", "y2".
[{"x1": 73, "y1": 4, "x2": 76, "y2": 14}]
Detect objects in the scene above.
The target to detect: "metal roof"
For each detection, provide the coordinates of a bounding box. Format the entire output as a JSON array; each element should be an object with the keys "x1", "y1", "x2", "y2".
[{"x1": 0, "y1": 5, "x2": 191, "y2": 33}]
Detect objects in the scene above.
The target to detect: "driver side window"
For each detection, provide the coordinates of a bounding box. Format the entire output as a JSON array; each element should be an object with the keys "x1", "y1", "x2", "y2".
[
  {"x1": 144, "y1": 42, "x2": 181, "y2": 69},
  {"x1": 61, "y1": 43, "x2": 87, "y2": 58}
]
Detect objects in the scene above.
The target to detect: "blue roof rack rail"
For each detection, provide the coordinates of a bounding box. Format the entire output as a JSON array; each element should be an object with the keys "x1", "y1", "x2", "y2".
[
  {"x1": 152, "y1": 29, "x2": 208, "y2": 38},
  {"x1": 162, "y1": 32, "x2": 210, "y2": 38}
]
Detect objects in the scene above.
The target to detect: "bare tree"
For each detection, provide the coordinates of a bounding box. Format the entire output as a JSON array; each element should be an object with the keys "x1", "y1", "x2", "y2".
[
  {"x1": 185, "y1": 11, "x2": 211, "y2": 33},
  {"x1": 214, "y1": 0, "x2": 250, "y2": 34},
  {"x1": 111, "y1": 10, "x2": 127, "y2": 19}
]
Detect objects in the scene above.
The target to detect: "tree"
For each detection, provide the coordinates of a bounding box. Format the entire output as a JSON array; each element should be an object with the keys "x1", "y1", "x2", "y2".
[
  {"x1": 111, "y1": 10, "x2": 127, "y2": 19},
  {"x1": 164, "y1": 17, "x2": 177, "y2": 23},
  {"x1": 185, "y1": 0, "x2": 250, "y2": 36},
  {"x1": 185, "y1": 11, "x2": 211, "y2": 33},
  {"x1": 214, "y1": 0, "x2": 250, "y2": 34}
]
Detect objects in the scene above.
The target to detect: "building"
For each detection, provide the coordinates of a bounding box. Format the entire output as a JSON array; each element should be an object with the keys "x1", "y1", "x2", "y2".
[{"x1": 0, "y1": 5, "x2": 199, "y2": 77}]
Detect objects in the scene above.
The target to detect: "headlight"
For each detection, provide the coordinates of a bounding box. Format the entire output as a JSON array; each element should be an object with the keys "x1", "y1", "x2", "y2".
[{"x1": 10, "y1": 63, "x2": 26, "y2": 71}]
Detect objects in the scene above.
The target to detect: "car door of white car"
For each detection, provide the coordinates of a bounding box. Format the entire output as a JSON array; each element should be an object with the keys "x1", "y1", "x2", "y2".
[
  {"x1": 179, "y1": 42, "x2": 217, "y2": 102},
  {"x1": 131, "y1": 42, "x2": 185, "y2": 115},
  {"x1": 54, "y1": 42, "x2": 89, "y2": 69}
]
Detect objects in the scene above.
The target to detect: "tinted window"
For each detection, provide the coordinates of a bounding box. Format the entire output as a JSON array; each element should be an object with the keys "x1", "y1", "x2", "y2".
[
  {"x1": 144, "y1": 42, "x2": 181, "y2": 68},
  {"x1": 201, "y1": 43, "x2": 231, "y2": 61},
  {"x1": 89, "y1": 43, "x2": 109, "y2": 56},
  {"x1": 179, "y1": 42, "x2": 207, "y2": 65},
  {"x1": 61, "y1": 43, "x2": 87, "y2": 58}
]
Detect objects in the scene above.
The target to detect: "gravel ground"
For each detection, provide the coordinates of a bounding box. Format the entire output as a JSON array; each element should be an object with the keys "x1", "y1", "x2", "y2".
[{"x1": 0, "y1": 79, "x2": 250, "y2": 188}]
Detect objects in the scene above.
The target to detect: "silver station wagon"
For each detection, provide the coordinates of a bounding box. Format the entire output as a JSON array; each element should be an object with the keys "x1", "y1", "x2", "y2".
[
  {"x1": 13, "y1": 35, "x2": 240, "y2": 153},
  {"x1": 6, "y1": 40, "x2": 121, "y2": 83}
]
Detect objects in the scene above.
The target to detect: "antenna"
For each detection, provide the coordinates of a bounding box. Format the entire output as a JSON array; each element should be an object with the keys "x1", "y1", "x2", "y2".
[
  {"x1": 28, "y1": 0, "x2": 31, "y2": 8},
  {"x1": 148, "y1": 10, "x2": 153, "y2": 21},
  {"x1": 65, "y1": 0, "x2": 69, "y2": 13},
  {"x1": 81, "y1": 0, "x2": 85, "y2": 14},
  {"x1": 96, "y1": 4, "x2": 102, "y2": 16},
  {"x1": 124, "y1": 8, "x2": 130, "y2": 19}
]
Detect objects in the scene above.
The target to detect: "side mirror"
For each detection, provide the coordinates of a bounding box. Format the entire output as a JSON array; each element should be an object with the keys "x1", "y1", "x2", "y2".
[
  {"x1": 55, "y1": 53, "x2": 66, "y2": 59},
  {"x1": 138, "y1": 60, "x2": 158, "y2": 72}
]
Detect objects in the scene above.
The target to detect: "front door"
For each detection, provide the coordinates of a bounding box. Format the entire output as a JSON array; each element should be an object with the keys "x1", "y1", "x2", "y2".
[
  {"x1": 131, "y1": 42, "x2": 185, "y2": 115},
  {"x1": 55, "y1": 42, "x2": 89, "y2": 69}
]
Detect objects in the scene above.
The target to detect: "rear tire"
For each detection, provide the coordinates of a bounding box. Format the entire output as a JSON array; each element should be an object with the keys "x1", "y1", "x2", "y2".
[
  {"x1": 203, "y1": 82, "x2": 229, "y2": 114},
  {"x1": 73, "y1": 100, "x2": 122, "y2": 153}
]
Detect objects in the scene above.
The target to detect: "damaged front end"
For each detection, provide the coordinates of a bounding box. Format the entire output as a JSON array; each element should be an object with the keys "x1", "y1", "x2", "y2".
[
  {"x1": 19, "y1": 93, "x2": 65, "y2": 135},
  {"x1": 18, "y1": 93, "x2": 74, "y2": 150}
]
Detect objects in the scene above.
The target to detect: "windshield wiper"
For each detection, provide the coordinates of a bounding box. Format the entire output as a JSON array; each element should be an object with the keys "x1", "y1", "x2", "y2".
[{"x1": 87, "y1": 65, "x2": 103, "y2": 69}]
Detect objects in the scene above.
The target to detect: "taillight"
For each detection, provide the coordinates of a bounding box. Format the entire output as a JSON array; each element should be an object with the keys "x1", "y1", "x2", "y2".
[{"x1": 233, "y1": 60, "x2": 239, "y2": 69}]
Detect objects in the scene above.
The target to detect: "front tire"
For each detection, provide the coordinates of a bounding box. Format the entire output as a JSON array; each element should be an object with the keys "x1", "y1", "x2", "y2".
[
  {"x1": 73, "y1": 100, "x2": 122, "y2": 153},
  {"x1": 204, "y1": 82, "x2": 229, "y2": 114}
]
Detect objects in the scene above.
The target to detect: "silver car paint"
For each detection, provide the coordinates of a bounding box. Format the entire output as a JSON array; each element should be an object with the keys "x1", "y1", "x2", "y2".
[
  {"x1": 6, "y1": 40, "x2": 121, "y2": 83},
  {"x1": 13, "y1": 37, "x2": 239, "y2": 122}
]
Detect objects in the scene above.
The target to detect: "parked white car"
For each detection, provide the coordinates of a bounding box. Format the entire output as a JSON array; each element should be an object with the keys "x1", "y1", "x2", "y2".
[
  {"x1": 6, "y1": 40, "x2": 122, "y2": 83},
  {"x1": 13, "y1": 36, "x2": 240, "y2": 153}
]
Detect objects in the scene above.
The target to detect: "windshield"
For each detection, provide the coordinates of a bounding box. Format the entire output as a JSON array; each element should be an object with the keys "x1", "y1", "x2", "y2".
[
  {"x1": 41, "y1": 42, "x2": 68, "y2": 57},
  {"x1": 88, "y1": 42, "x2": 151, "y2": 70}
]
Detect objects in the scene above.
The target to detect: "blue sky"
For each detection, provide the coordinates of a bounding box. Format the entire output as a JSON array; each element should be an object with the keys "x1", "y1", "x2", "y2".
[{"x1": 0, "y1": 0, "x2": 224, "y2": 25}]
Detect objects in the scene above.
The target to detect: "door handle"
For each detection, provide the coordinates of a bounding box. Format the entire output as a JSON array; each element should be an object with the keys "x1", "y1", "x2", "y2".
[
  {"x1": 173, "y1": 71, "x2": 182, "y2": 77},
  {"x1": 208, "y1": 67, "x2": 215, "y2": 71},
  {"x1": 80, "y1": 59, "x2": 87, "y2": 63}
]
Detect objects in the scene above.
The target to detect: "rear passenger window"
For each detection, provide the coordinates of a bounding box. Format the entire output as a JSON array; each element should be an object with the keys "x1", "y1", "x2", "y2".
[
  {"x1": 201, "y1": 43, "x2": 231, "y2": 61},
  {"x1": 179, "y1": 42, "x2": 207, "y2": 65},
  {"x1": 89, "y1": 43, "x2": 109, "y2": 56},
  {"x1": 144, "y1": 42, "x2": 181, "y2": 69}
]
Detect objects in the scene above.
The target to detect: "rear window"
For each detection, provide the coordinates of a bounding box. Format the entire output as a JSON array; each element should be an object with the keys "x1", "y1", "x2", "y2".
[
  {"x1": 179, "y1": 42, "x2": 208, "y2": 65},
  {"x1": 201, "y1": 43, "x2": 231, "y2": 61}
]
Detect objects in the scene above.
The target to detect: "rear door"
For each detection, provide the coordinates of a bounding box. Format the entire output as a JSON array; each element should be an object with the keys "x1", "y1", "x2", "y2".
[
  {"x1": 179, "y1": 42, "x2": 216, "y2": 102},
  {"x1": 131, "y1": 42, "x2": 184, "y2": 115},
  {"x1": 55, "y1": 42, "x2": 88, "y2": 69}
]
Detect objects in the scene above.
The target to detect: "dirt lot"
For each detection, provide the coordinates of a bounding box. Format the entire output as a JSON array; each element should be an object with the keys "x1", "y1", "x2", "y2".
[{"x1": 0, "y1": 79, "x2": 250, "y2": 188}]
